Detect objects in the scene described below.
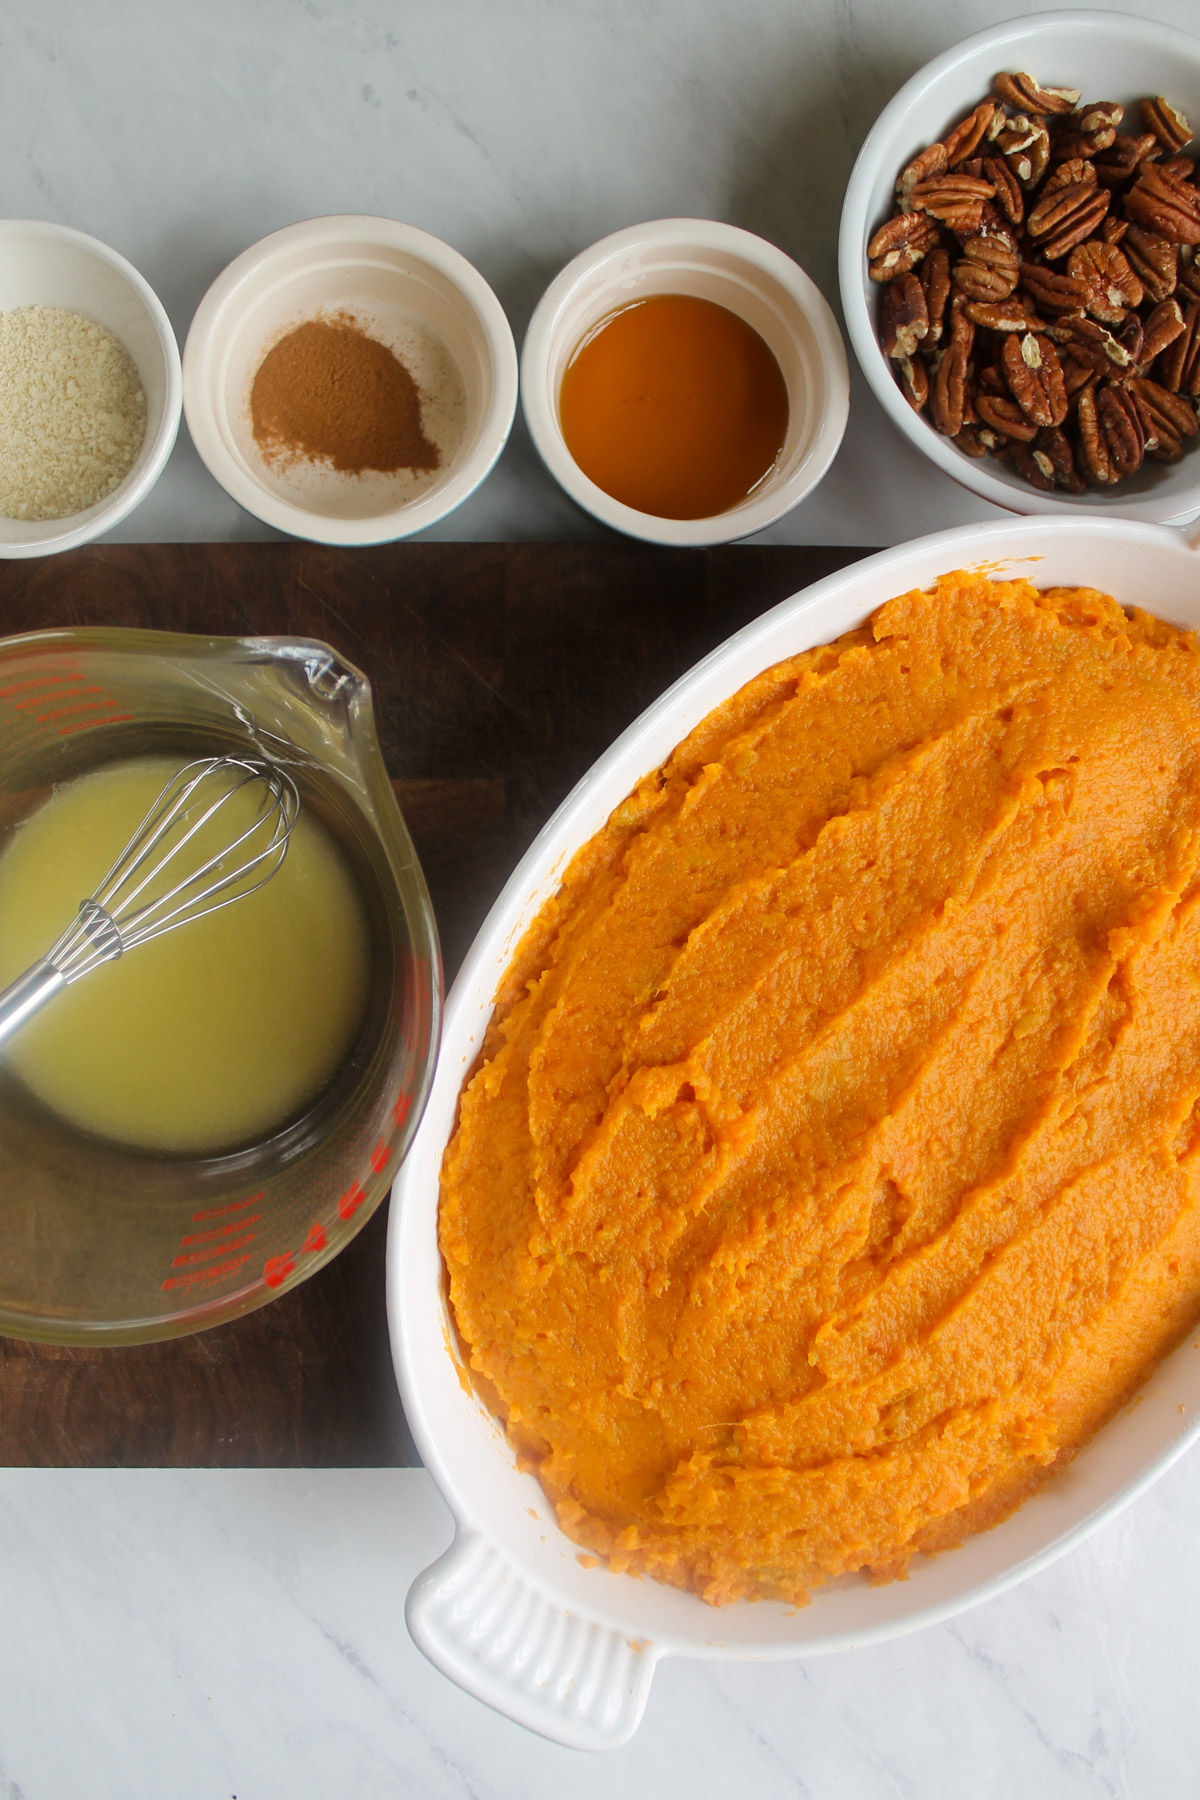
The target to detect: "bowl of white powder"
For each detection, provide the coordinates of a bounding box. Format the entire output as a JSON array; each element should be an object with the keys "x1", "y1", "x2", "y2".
[{"x1": 0, "y1": 221, "x2": 182, "y2": 559}]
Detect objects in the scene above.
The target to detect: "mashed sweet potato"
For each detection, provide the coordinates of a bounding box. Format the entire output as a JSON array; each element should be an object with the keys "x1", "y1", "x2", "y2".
[{"x1": 439, "y1": 571, "x2": 1200, "y2": 1607}]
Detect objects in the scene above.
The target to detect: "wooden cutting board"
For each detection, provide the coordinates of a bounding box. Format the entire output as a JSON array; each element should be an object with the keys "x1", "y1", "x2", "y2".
[{"x1": 0, "y1": 541, "x2": 864, "y2": 1467}]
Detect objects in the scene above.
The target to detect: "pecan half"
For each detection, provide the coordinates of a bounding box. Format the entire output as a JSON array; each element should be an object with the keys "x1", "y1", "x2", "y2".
[
  {"x1": 1027, "y1": 178, "x2": 1110, "y2": 260},
  {"x1": 1011, "y1": 444, "x2": 1056, "y2": 490},
  {"x1": 953, "y1": 424, "x2": 989, "y2": 458},
  {"x1": 946, "y1": 294, "x2": 975, "y2": 355},
  {"x1": 895, "y1": 353, "x2": 930, "y2": 412},
  {"x1": 953, "y1": 232, "x2": 1019, "y2": 300},
  {"x1": 975, "y1": 389, "x2": 1038, "y2": 441},
  {"x1": 994, "y1": 114, "x2": 1051, "y2": 187},
  {"x1": 982, "y1": 154, "x2": 1024, "y2": 226},
  {"x1": 1047, "y1": 312, "x2": 1134, "y2": 371},
  {"x1": 993, "y1": 72, "x2": 1080, "y2": 116},
  {"x1": 1125, "y1": 165, "x2": 1200, "y2": 246},
  {"x1": 881, "y1": 272, "x2": 929, "y2": 358},
  {"x1": 1001, "y1": 330, "x2": 1068, "y2": 425},
  {"x1": 1102, "y1": 215, "x2": 1129, "y2": 245},
  {"x1": 1039, "y1": 157, "x2": 1097, "y2": 201},
  {"x1": 1069, "y1": 240, "x2": 1143, "y2": 322},
  {"x1": 1094, "y1": 133, "x2": 1160, "y2": 189},
  {"x1": 1122, "y1": 225, "x2": 1178, "y2": 301},
  {"x1": 1077, "y1": 385, "x2": 1116, "y2": 482},
  {"x1": 931, "y1": 339, "x2": 970, "y2": 436},
  {"x1": 1051, "y1": 125, "x2": 1117, "y2": 163},
  {"x1": 1179, "y1": 257, "x2": 1200, "y2": 304},
  {"x1": 910, "y1": 173, "x2": 995, "y2": 233},
  {"x1": 1097, "y1": 384, "x2": 1146, "y2": 477},
  {"x1": 1073, "y1": 100, "x2": 1125, "y2": 136},
  {"x1": 1042, "y1": 193, "x2": 1113, "y2": 261},
  {"x1": 1141, "y1": 97, "x2": 1194, "y2": 155},
  {"x1": 868, "y1": 211, "x2": 941, "y2": 281},
  {"x1": 1078, "y1": 382, "x2": 1145, "y2": 482},
  {"x1": 1160, "y1": 301, "x2": 1200, "y2": 395},
  {"x1": 919, "y1": 247, "x2": 952, "y2": 343},
  {"x1": 897, "y1": 142, "x2": 948, "y2": 201},
  {"x1": 1030, "y1": 425, "x2": 1086, "y2": 493},
  {"x1": 1140, "y1": 297, "x2": 1186, "y2": 370},
  {"x1": 1129, "y1": 375, "x2": 1200, "y2": 457},
  {"x1": 944, "y1": 101, "x2": 997, "y2": 167},
  {"x1": 965, "y1": 297, "x2": 1033, "y2": 331},
  {"x1": 1019, "y1": 260, "x2": 1094, "y2": 316}
]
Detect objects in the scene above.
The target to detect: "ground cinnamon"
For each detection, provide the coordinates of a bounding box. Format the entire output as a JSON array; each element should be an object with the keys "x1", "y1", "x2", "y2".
[{"x1": 249, "y1": 312, "x2": 440, "y2": 475}]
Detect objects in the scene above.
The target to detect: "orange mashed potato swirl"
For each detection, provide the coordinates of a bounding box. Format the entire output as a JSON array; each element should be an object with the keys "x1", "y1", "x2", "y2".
[{"x1": 439, "y1": 572, "x2": 1200, "y2": 1607}]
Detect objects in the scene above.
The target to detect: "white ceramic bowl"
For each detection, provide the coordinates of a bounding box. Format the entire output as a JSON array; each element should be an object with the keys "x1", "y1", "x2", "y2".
[
  {"x1": 521, "y1": 219, "x2": 850, "y2": 546},
  {"x1": 838, "y1": 11, "x2": 1200, "y2": 524},
  {"x1": 182, "y1": 216, "x2": 518, "y2": 546},
  {"x1": 389, "y1": 513, "x2": 1200, "y2": 1750},
  {"x1": 0, "y1": 221, "x2": 182, "y2": 559}
]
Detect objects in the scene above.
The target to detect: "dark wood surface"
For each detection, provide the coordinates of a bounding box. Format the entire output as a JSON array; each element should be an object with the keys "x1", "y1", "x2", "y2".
[{"x1": 0, "y1": 541, "x2": 864, "y2": 1466}]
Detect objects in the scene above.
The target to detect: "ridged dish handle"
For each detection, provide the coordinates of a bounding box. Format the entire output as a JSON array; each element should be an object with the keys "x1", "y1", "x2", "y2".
[{"x1": 405, "y1": 1530, "x2": 661, "y2": 1750}]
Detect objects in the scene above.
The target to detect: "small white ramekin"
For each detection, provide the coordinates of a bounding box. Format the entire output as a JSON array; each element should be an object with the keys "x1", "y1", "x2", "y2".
[
  {"x1": 521, "y1": 219, "x2": 849, "y2": 547},
  {"x1": 838, "y1": 11, "x2": 1200, "y2": 524},
  {"x1": 0, "y1": 221, "x2": 182, "y2": 559},
  {"x1": 182, "y1": 216, "x2": 518, "y2": 546}
]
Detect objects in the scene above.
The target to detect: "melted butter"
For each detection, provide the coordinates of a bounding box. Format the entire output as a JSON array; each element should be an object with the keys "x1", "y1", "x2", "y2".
[{"x1": 0, "y1": 757, "x2": 372, "y2": 1155}]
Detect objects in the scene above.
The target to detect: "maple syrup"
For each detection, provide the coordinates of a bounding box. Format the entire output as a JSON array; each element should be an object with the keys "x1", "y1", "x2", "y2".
[{"x1": 559, "y1": 293, "x2": 789, "y2": 520}]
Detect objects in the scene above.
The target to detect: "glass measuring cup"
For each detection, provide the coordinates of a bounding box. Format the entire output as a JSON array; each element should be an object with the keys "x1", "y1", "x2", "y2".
[{"x1": 0, "y1": 627, "x2": 441, "y2": 1344}]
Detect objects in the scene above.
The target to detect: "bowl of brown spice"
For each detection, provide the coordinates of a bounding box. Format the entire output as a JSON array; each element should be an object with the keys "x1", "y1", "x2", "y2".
[
  {"x1": 838, "y1": 11, "x2": 1200, "y2": 522},
  {"x1": 182, "y1": 215, "x2": 518, "y2": 544}
]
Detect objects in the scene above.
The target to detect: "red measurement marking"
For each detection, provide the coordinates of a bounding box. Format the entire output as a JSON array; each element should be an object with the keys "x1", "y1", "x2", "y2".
[
  {"x1": 15, "y1": 686, "x2": 104, "y2": 709},
  {"x1": 0, "y1": 673, "x2": 83, "y2": 698},
  {"x1": 57, "y1": 713, "x2": 134, "y2": 736},
  {"x1": 161, "y1": 1254, "x2": 252, "y2": 1291},
  {"x1": 192, "y1": 1193, "x2": 263, "y2": 1223},
  {"x1": 37, "y1": 700, "x2": 123, "y2": 722},
  {"x1": 172, "y1": 1233, "x2": 256, "y2": 1267},
  {"x1": 302, "y1": 1223, "x2": 327, "y2": 1253},
  {"x1": 263, "y1": 1253, "x2": 295, "y2": 1289},
  {"x1": 179, "y1": 1217, "x2": 261, "y2": 1248},
  {"x1": 369, "y1": 1140, "x2": 390, "y2": 1173},
  {"x1": 392, "y1": 1091, "x2": 411, "y2": 1126},
  {"x1": 161, "y1": 1192, "x2": 266, "y2": 1292},
  {"x1": 337, "y1": 1181, "x2": 365, "y2": 1221}
]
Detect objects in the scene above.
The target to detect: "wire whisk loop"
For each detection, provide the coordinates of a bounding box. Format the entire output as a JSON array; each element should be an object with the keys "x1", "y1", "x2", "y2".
[{"x1": 0, "y1": 756, "x2": 301, "y2": 1050}]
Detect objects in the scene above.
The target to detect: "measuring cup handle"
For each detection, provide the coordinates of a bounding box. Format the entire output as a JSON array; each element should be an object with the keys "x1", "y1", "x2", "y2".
[
  {"x1": 0, "y1": 960, "x2": 67, "y2": 1051},
  {"x1": 405, "y1": 1528, "x2": 661, "y2": 1750}
]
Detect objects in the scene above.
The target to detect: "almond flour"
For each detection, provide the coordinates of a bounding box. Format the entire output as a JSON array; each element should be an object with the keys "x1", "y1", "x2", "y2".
[{"x1": 0, "y1": 305, "x2": 147, "y2": 521}]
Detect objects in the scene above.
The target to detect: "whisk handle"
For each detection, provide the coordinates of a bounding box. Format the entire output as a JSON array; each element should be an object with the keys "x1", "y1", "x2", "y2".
[{"x1": 0, "y1": 960, "x2": 67, "y2": 1051}]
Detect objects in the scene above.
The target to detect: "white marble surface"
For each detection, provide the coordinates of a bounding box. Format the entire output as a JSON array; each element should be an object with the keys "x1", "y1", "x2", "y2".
[
  {"x1": 0, "y1": 1459, "x2": 1196, "y2": 1798},
  {"x1": 0, "y1": 0, "x2": 1195, "y2": 549},
  {"x1": 5, "y1": 1, "x2": 1200, "y2": 1789}
]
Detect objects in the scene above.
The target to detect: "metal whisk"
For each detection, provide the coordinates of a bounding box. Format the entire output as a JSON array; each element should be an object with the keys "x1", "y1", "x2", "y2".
[{"x1": 0, "y1": 756, "x2": 301, "y2": 1052}]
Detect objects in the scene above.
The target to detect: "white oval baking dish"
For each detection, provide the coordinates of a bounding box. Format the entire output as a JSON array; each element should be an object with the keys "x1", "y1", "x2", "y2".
[{"x1": 388, "y1": 515, "x2": 1200, "y2": 1749}]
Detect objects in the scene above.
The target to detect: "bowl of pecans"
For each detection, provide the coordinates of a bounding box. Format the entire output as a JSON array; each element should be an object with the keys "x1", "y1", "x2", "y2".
[{"x1": 838, "y1": 12, "x2": 1200, "y2": 522}]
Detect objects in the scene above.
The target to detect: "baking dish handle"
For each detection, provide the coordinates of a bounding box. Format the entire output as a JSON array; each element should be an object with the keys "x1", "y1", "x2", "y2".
[{"x1": 405, "y1": 1529, "x2": 661, "y2": 1750}]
